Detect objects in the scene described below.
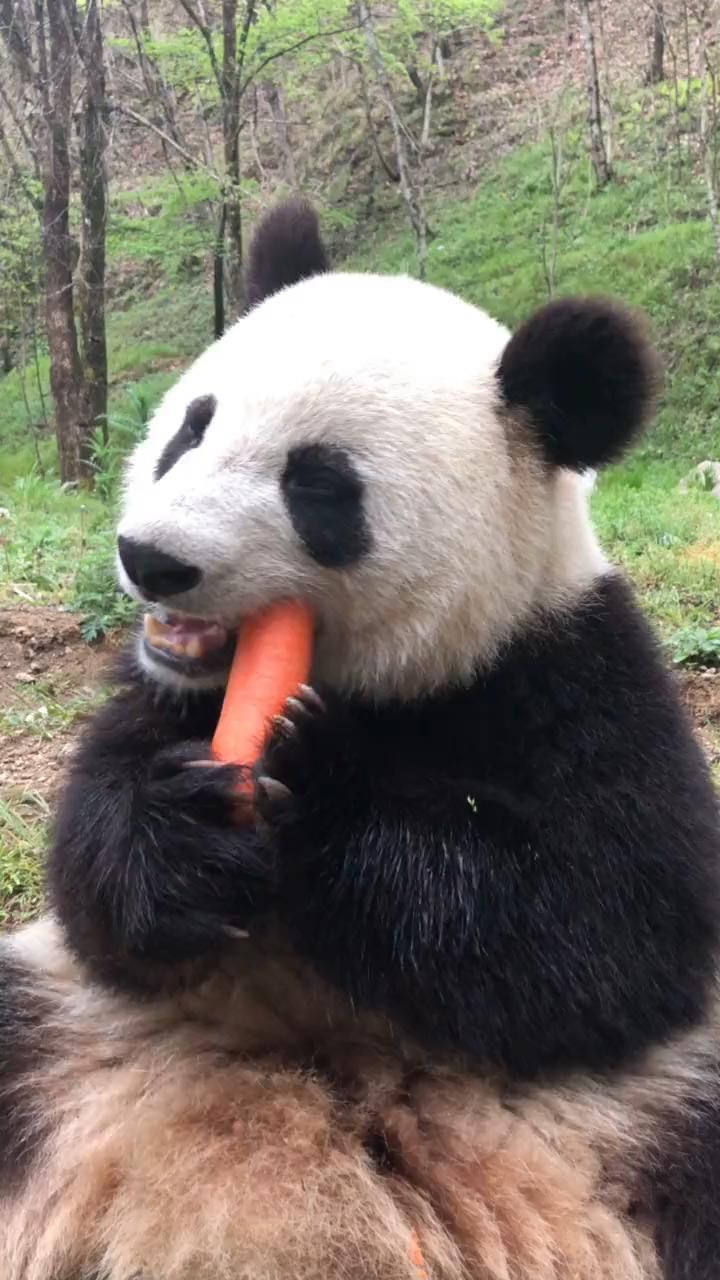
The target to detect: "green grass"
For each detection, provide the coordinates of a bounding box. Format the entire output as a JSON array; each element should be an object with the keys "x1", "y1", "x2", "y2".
[
  {"x1": 592, "y1": 461, "x2": 720, "y2": 649},
  {"x1": 357, "y1": 101, "x2": 720, "y2": 655},
  {"x1": 362, "y1": 105, "x2": 720, "y2": 468},
  {"x1": 0, "y1": 677, "x2": 105, "y2": 740},
  {"x1": 0, "y1": 469, "x2": 138, "y2": 639},
  {"x1": 0, "y1": 794, "x2": 48, "y2": 925}
]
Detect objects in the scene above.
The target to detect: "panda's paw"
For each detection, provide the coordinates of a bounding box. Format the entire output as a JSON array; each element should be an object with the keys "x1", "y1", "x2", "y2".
[
  {"x1": 256, "y1": 685, "x2": 327, "y2": 823},
  {"x1": 149, "y1": 740, "x2": 250, "y2": 817}
]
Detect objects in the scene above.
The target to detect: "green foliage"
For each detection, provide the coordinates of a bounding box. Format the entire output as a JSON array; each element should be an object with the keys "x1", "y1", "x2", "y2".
[
  {"x1": 391, "y1": 0, "x2": 500, "y2": 59},
  {"x1": 363, "y1": 101, "x2": 720, "y2": 465},
  {"x1": 108, "y1": 173, "x2": 225, "y2": 280},
  {"x1": 0, "y1": 464, "x2": 137, "y2": 641},
  {"x1": 329, "y1": 0, "x2": 501, "y2": 92},
  {"x1": 0, "y1": 192, "x2": 41, "y2": 307},
  {"x1": 671, "y1": 625, "x2": 720, "y2": 667},
  {"x1": 112, "y1": 27, "x2": 220, "y2": 107},
  {"x1": 74, "y1": 538, "x2": 138, "y2": 642},
  {"x1": 0, "y1": 794, "x2": 47, "y2": 926},
  {"x1": 90, "y1": 386, "x2": 152, "y2": 501},
  {"x1": 591, "y1": 463, "x2": 720, "y2": 647},
  {"x1": 0, "y1": 678, "x2": 105, "y2": 740}
]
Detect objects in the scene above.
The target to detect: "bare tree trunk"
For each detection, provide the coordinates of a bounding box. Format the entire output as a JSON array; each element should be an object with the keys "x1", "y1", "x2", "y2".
[
  {"x1": 357, "y1": 0, "x2": 429, "y2": 277},
  {"x1": 648, "y1": 1, "x2": 665, "y2": 82},
  {"x1": 420, "y1": 41, "x2": 437, "y2": 151},
  {"x1": 44, "y1": 0, "x2": 86, "y2": 484},
  {"x1": 222, "y1": 0, "x2": 243, "y2": 318},
  {"x1": 542, "y1": 120, "x2": 564, "y2": 295},
  {"x1": 213, "y1": 204, "x2": 227, "y2": 339},
  {"x1": 406, "y1": 63, "x2": 425, "y2": 106},
  {"x1": 78, "y1": 0, "x2": 108, "y2": 448},
  {"x1": 698, "y1": 18, "x2": 720, "y2": 263},
  {"x1": 681, "y1": 0, "x2": 694, "y2": 155},
  {"x1": 595, "y1": 0, "x2": 614, "y2": 170},
  {"x1": 353, "y1": 53, "x2": 399, "y2": 181},
  {"x1": 265, "y1": 83, "x2": 298, "y2": 188},
  {"x1": 578, "y1": 0, "x2": 612, "y2": 188}
]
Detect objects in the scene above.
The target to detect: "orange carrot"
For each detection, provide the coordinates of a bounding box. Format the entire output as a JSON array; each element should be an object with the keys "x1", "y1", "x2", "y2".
[
  {"x1": 408, "y1": 1232, "x2": 429, "y2": 1280},
  {"x1": 212, "y1": 600, "x2": 314, "y2": 813}
]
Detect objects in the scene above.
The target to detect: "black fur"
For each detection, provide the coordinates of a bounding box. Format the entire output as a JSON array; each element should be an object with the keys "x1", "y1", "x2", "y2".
[
  {"x1": 498, "y1": 298, "x2": 661, "y2": 469},
  {"x1": 0, "y1": 953, "x2": 52, "y2": 1186},
  {"x1": 155, "y1": 395, "x2": 217, "y2": 482},
  {"x1": 243, "y1": 198, "x2": 329, "y2": 312},
  {"x1": 282, "y1": 443, "x2": 372, "y2": 568},
  {"x1": 46, "y1": 650, "x2": 274, "y2": 992},
  {"x1": 649, "y1": 1080, "x2": 720, "y2": 1279},
  {"x1": 50, "y1": 578, "x2": 720, "y2": 1083},
  {"x1": 260, "y1": 574, "x2": 719, "y2": 1079}
]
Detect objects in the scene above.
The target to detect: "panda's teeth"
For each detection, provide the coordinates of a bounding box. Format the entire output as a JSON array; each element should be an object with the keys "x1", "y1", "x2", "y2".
[
  {"x1": 143, "y1": 611, "x2": 231, "y2": 662},
  {"x1": 185, "y1": 635, "x2": 204, "y2": 660}
]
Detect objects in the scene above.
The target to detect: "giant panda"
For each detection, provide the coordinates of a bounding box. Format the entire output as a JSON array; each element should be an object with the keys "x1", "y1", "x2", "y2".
[{"x1": 2, "y1": 198, "x2": 720, "y2": 1280}]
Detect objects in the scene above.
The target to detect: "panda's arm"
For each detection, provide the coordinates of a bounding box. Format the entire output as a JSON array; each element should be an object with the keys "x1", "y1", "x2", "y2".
[{"x1": 47, "y1": 655, "x2": 273, "y2": 991}]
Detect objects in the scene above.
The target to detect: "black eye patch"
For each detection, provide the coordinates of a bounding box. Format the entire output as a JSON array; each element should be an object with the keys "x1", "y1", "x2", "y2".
[
  {"x1": 154, "y1": 395, "x2": 217, "y2": 481},
  {"x1": 281, "y1": 443, "x2": 372, "y2": 569}
]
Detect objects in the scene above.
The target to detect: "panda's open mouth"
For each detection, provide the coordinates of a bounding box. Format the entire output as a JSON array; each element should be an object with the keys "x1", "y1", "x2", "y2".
[{"x1": 143, "y1": 611, "x2": 236, "y2": 677}]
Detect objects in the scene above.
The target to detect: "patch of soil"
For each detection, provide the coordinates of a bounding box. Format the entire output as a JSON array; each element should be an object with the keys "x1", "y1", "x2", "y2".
[
  {"x1": 0, "y1": 606, "x2": 123, "y2": 802},
  {"x1": 678, "y1": 668, "x2": 720, "y2": 771}
]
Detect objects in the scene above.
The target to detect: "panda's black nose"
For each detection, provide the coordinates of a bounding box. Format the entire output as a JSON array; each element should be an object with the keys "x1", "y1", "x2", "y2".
[{"x1": 117, "y1": 536, "x2": 201, "y2": 599}]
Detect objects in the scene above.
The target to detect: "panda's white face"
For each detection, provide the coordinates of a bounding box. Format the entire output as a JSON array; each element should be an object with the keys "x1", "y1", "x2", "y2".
[{"x1": 118, "y1": 271, "x2": 606, "y2": 699}]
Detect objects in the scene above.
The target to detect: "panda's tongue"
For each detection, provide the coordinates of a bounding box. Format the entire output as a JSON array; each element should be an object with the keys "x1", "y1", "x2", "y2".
[{"x1": 144, "y1": 612, "x2": 230, "y2": 661}]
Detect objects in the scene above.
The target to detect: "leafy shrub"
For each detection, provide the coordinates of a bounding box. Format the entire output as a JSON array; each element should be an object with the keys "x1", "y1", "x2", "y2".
[
  {"x1": 73, "y1": 536, "x2": 138, "y2": 642},
  {"x1": 90, "y1": 386, "x2": 152, "y2": 501},
  {"x1": 671, "y1": 625, "x2": 720, "y2": 666}
]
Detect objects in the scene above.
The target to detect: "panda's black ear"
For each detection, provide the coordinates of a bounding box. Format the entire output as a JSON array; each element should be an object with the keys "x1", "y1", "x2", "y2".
[
  {"x1": 243, "y1": 198, "x2": 329, "y2": 312},
  {"x1": 497, "y1": 298, "x2": 661, "y2": 469}
]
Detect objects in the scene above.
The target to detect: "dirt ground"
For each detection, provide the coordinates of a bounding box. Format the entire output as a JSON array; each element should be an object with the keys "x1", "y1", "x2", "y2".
[
  {"x1": 1, "y1": 604, "x2": 719, "y2": 810},
  {"x1": 0, "y1": 606, "x2": 121, "y2": 804}
]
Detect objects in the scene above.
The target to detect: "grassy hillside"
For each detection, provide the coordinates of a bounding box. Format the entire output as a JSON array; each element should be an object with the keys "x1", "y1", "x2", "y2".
[{"x1": 3, "y1": 102, "x2": 719, "y2": 654}]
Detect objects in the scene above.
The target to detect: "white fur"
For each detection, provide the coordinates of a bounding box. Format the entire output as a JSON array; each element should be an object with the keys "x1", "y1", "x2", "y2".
[
  {"x1": 0, "y1": 915, "x2": 693, "y2": 1280},
  {"x1": 119, "y1": 272, "x2": 606, "y2": 700}
]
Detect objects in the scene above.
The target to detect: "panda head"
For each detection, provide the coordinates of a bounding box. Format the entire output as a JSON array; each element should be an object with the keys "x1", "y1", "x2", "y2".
[{"x1": 117, "y1": 199, "x2": 659, "y2": 700}]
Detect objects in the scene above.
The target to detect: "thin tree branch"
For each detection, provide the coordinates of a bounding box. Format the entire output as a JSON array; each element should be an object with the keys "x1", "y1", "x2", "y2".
[
  {"x1": 236, "y1": 0, "x2": 258, "y2": 85},
  {"x1": 109, "y1": 100, "x2": 219, "y2": 176},
  {"x1": 0, "y1": 112, "x2": 41, "y2": 209},
  {"x1": 0, "y1": 0, "x2": 34, "y2": 85},
  {"x1": 177, "y1": 0, "x2": 224, "y2": 95},
  {"x1": 0, "y1": 78, "x2": 41, "y2": 180},
  {"x1": 238, "y1": 22, "x2": 360, "y2": 98}
]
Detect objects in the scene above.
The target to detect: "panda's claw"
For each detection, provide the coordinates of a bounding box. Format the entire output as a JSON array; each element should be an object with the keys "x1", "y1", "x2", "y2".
[
  {"x1": 273, "y1": 714, "x2": 298, "y2": 739},
  {"x1": 222, "y1": 924, "x2": 251, "y2": 940},
  {"x1": 298, "y1": 684, "x2": 326, "y2": 713},
  {"x1": 256, "y1": 775, "x2": 293, "y2": 808},
  {"x1": 285, "y1": 695, "x2": 313, "y2": 722}
]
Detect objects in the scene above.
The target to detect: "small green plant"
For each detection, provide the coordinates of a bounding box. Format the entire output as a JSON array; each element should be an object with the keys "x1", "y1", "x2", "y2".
[
  {"x1": 670, "y1": 625, "x2": 720, "y2": 667},
  {"x1": 0, "y1": 679, "x2": 105, "y2": 740},
  {"x1": 90, "y1": 387, "x2": 152, "y2": 501},
  {"x1": 73, "y1": 540, "x2": 138, "y2": 642}
]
